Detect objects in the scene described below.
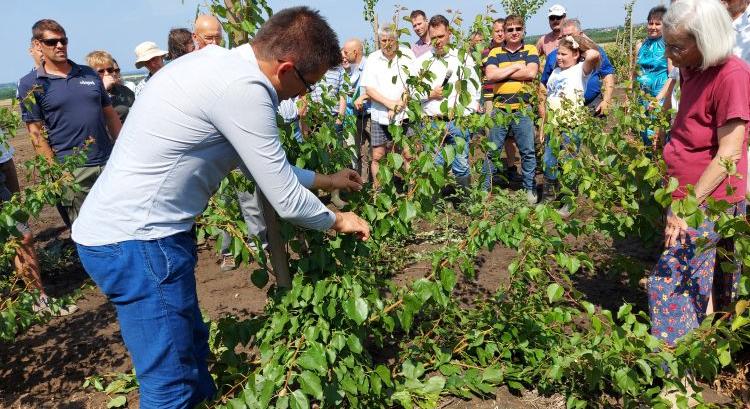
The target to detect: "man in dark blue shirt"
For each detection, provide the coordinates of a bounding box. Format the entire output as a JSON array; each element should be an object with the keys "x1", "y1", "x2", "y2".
[
  {"x1": 17, "y1": 19, "x2": 121, "y2": 227},
  {"x1": 540, "y1": 18, "x2": 615, "y2": 117}
]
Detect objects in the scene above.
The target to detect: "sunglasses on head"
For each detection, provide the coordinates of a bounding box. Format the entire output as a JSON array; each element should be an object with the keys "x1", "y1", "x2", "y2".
[
  {"x1": 505, "y1": 27, "x2": 523, "y2": 33},
  {"x1": 39, "y1": 37, "x2": 68, "y2": 47},
  {"x1": 97, "y1": 67, "x2": 120, "y2": 74}
]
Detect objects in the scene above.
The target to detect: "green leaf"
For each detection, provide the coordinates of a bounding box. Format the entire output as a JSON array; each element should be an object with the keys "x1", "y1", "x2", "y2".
[
  {"x1": 298, "y1": 343, "x2": 327, "y2": 373},
  {"x1": 106, "y1": 396, "x2": 127, "y2": 408},
  {"x1": 346, "y1": 334, "x2": 363, "y2": 354},
  {"x1": 546, "y1": 283, "x2": 564, "y2": 303},
  {"x1": 290, "y1": 389, "x2": 310, "y2": 409},
  {"x1": 481, "y1": 366, "x2": 503, "y2": 384},
  {"x1": 343, "y1": 297, "x2": 368, "y2": 325},
  {"x1": 298, "y1": 370, "x2": 324, "y2": 400}
]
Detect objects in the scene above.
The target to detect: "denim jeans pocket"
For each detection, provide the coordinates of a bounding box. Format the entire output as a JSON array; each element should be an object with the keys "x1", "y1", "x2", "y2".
[{"x1": 143, "y1": 234, "x2": 196, "y2": 285}]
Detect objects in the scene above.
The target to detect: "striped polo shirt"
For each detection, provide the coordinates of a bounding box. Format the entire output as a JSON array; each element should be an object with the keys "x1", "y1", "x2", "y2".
[{"x1": 485, "y1": 43, "x2": 539, "y2": 110}]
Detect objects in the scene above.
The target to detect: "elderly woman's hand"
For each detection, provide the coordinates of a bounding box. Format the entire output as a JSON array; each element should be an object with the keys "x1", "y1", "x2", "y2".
[{"x1": 664, "y1": 207, "x2": 689, "y2": 248}]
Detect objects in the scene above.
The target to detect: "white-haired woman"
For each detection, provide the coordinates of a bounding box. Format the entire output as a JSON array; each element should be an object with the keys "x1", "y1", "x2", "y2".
[{"x1": 648, "y1": 0, "x2": 750, "y2": 347}]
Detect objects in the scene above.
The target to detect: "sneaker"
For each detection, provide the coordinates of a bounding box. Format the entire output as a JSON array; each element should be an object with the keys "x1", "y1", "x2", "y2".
[
  {"x1": 526, "y1": 189, "x2": 538, "y2": 205},
  {"x1": 220, "y1": 254, "x2": 237, "y2": 272},
  {"x1": 32, "y1": 296, "x2": 79, "y2": 316}
]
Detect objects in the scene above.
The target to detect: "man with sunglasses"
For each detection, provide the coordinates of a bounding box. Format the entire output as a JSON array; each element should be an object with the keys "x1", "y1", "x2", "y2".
[
  {"x1": 71, "y1": 8, "x2": 369, "y2": 407},
  {"x1": 17, "y1": 19, "x2": 121, "y2": 228},
  {"x1": 536, "y1": 4, "x2": 567, "y2": 58},
  {"x1": 483, "y1": 14, "x2": 540, "y2": 204}
]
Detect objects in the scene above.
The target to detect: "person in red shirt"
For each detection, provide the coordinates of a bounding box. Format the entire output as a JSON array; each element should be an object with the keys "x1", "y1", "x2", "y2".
[{"x1": 648, "y1": 0, "x2": 750, "y2": 350}]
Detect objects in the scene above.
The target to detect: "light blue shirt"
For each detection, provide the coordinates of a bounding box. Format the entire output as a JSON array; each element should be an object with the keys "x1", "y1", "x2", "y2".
[{"x1": 72, "y1": 44, "x2": 335, "y2": 246}]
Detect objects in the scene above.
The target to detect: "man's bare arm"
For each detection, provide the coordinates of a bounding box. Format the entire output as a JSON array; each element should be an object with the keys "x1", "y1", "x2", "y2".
[{"x1": 26, "y1": 121, "x2": 55, "y2": 163}]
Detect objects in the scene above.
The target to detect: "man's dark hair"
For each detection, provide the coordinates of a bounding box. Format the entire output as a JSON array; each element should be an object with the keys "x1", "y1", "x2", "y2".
[
  {"x1": 252, "y1": 7, "x2": 341, "y2": 74},
  {"x1": 428, "y1": 14, "x2": 450, "y2": 29},
  {"x1": 410, "y1": 10, "x2": 427, "y2": 20},
  {"x1": 168, "y1": 28, "x2": 193, "y2": 60},
  {"x1": 32, "y1": 19, "x2": 66, "y2": 39},
  {"x1": 493, "y1": 18, "x2": 506, "y2": 25},
  {"x1": 647, "y1": 5, "x2": 667, "y2": 22}
]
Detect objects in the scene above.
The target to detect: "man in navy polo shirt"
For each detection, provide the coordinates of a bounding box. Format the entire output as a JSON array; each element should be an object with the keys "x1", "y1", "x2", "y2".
[
  {"x1": 540, "y1": 18, "x2": 615, "y2": 117},
  {"x1": 17, "y1": 19, "x2": 121, "y2": 227}
]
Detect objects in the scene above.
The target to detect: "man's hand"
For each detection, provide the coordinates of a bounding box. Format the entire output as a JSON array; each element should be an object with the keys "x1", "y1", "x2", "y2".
[
  {"x1": 429, "y1": 86, "x2": 444, "y2": 100},
  {"x1": 103, "y1": 75, "x2": 116, "y2": 92},
  {"x1": 354, "y1": 95, "x2": 368, "y2": 111},
  {"x1": 332, "y1": 211, "x2": 371, "y2": 240},
  {"x1": 328, "y1": 169, "x2": 363, "y2": 192},
  {"x1": 595, "y1": 99, "x2": 610, "y2": 116}
]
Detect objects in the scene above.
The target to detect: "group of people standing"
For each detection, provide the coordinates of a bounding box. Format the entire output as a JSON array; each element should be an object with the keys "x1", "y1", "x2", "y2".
[{"x1": 2, "y1": 0, "x2": 750, "y2": 407}]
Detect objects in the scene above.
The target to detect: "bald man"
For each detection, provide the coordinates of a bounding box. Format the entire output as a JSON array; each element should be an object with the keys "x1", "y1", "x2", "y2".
[
  {"x1": 341, "y1": 38, "x2": 370, "y2": 177},
  {"x1": 193, "y1": 15, "x2": 223, "y2": 49}
]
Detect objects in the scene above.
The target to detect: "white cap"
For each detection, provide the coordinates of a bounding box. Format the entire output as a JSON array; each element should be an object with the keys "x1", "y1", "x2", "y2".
[
  {"x1": 548, "y1": 4, "x2": 567, "y2": 17},
  {"x1": 134, "y1": 41, "x2": 167, "y2": 69}
]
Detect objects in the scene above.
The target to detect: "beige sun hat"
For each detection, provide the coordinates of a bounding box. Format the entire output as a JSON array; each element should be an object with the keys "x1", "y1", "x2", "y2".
[{"x1": 134, "y1": 41, "x2": 168, "y2": 68}]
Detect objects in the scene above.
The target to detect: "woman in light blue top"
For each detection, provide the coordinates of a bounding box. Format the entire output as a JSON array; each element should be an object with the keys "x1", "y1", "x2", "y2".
[{"x1": 635, "y1": 6, "x2": 671, "y2": 145}]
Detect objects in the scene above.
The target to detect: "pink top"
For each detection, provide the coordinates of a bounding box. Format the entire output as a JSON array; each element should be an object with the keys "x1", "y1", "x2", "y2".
[
  {"x1": 663, "y1": 56, "x2": 750, "y2": 202},
  {"x1": 535, "y1": 32, "x2": 559, "y2": 57}
]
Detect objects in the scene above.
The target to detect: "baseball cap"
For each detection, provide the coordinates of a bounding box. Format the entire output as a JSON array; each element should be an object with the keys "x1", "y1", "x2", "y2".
[{"x1": 548, "y1": 4, "x2": 567, "y2": 17}]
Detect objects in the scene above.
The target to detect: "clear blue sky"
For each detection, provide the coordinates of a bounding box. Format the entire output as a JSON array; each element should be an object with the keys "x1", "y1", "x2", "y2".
[{"x1": 1, "y1": 0, "x2": 663, "y2": 83}]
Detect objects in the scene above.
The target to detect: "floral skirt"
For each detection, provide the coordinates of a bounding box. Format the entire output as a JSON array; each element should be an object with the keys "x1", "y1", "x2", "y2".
[{"x1": 648, "y1": 201, "x2": 746, "y2": 345}]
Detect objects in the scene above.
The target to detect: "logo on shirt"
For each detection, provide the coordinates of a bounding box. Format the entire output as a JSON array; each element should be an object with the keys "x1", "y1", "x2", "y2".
[{"x1": 79, "y1": 80, "x2": 96, "y2": 86}]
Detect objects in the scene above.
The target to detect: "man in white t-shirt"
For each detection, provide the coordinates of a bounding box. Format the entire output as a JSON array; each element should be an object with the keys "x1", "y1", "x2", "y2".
[
  {"x1": 418, "y1": 15, "x2": 480, "y2": 190},
  {"x1": 360, "y1": 28, "x2": 417, "y2": 188},
  {"x1": 71, "y1": 8, "x2": 370, "y2": 408}
]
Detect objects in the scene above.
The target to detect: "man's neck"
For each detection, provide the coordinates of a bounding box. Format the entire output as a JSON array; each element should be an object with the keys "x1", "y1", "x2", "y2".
[
  {"x1": 731, "y1": 2, "x2": 749, "y2": 20},
  {"x1": 551, "y1": 28, "x2": 561, "y2": 38},
  {"x1": 43, "y1": 59, "x2": 72, "y2": 77},
  {"x1": 419, "y1": 34, "x2": 430, "y2": 44},
  {"x1": 505, "y1": 41, "x2": 523, "y2": 52}
]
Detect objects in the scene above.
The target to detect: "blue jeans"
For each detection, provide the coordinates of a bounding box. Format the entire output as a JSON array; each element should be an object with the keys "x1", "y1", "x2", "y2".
[
  {"x1": 433, "y1": 121, "x2": 470, "y2": 178},
  {"x1": 543, "y1": 132, "x2": 580, "y2": 181},
  {"x1": 483, "y1": 111, "x2": 536, "y2": 190},
  {"x1": 77, "y1": 232, "x2": 216, "y2": 409}
]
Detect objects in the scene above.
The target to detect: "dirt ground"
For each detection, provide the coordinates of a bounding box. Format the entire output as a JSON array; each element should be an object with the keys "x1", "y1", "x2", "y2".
[{"x1": 0, "y1": 100, "x2": 739, "y2": 408}]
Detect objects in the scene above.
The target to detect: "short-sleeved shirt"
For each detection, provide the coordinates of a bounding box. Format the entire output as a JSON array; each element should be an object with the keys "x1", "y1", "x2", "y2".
[
  {"x1": 310, "y1": 66, "x2": 345, "y2": 115},
  {"x1": 545, "y1": 62, "x2": 590, "y2": 110},
  {"x1": 71, "y1": 44, "x2": 334, "y2": 246},
  {"x1": 110, "y1": 83, "x2": 135, "y2": 123},
  {"x1": 412, "y1": 38, "x2": 432, "y2": 58},
  {"x1": 541, "y1": 46, "x2": 615, "y2": 105},
  {"x1": 16, "y1": 61, "x2": 113, "y2": 166},
  {"x1": 664, "y1": 56, "x2": 750, "y2": 202},
  {"x1": 344, "y1": 56, "x2": 370, "y2": 115},
  {"x1": 360, "y1": 47, "x2": 417, "y2": 125},
  {"x1": 485, "y1": 43, "x2": 540, "y2": 110},
  {"x1": 733, "y1": 4, "x2": 750, "y2": 64},
  {"x1": 535, "y1": 32, "x2": 560, "y2": 57},
  {"x1": 417, "y1": 49, "x2": 481, "y2": 117}
]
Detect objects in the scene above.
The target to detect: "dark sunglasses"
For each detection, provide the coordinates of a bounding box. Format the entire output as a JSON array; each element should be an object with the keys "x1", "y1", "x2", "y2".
[
  {"x1": 39, "y1": 37, "x2": 68, "y2": 47},
  {"x1": 549, "y1": 15, "x2": 565, "y2": 21},
  {"x1": 505, "y1": 27, "x2": 523, "y2": 33},
  {"x1": 97, "y1": 67, "x2": 120, "y2": 74},
  {"x1": 292, "y1": 65, "x2": 314, "y2": 94}
]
